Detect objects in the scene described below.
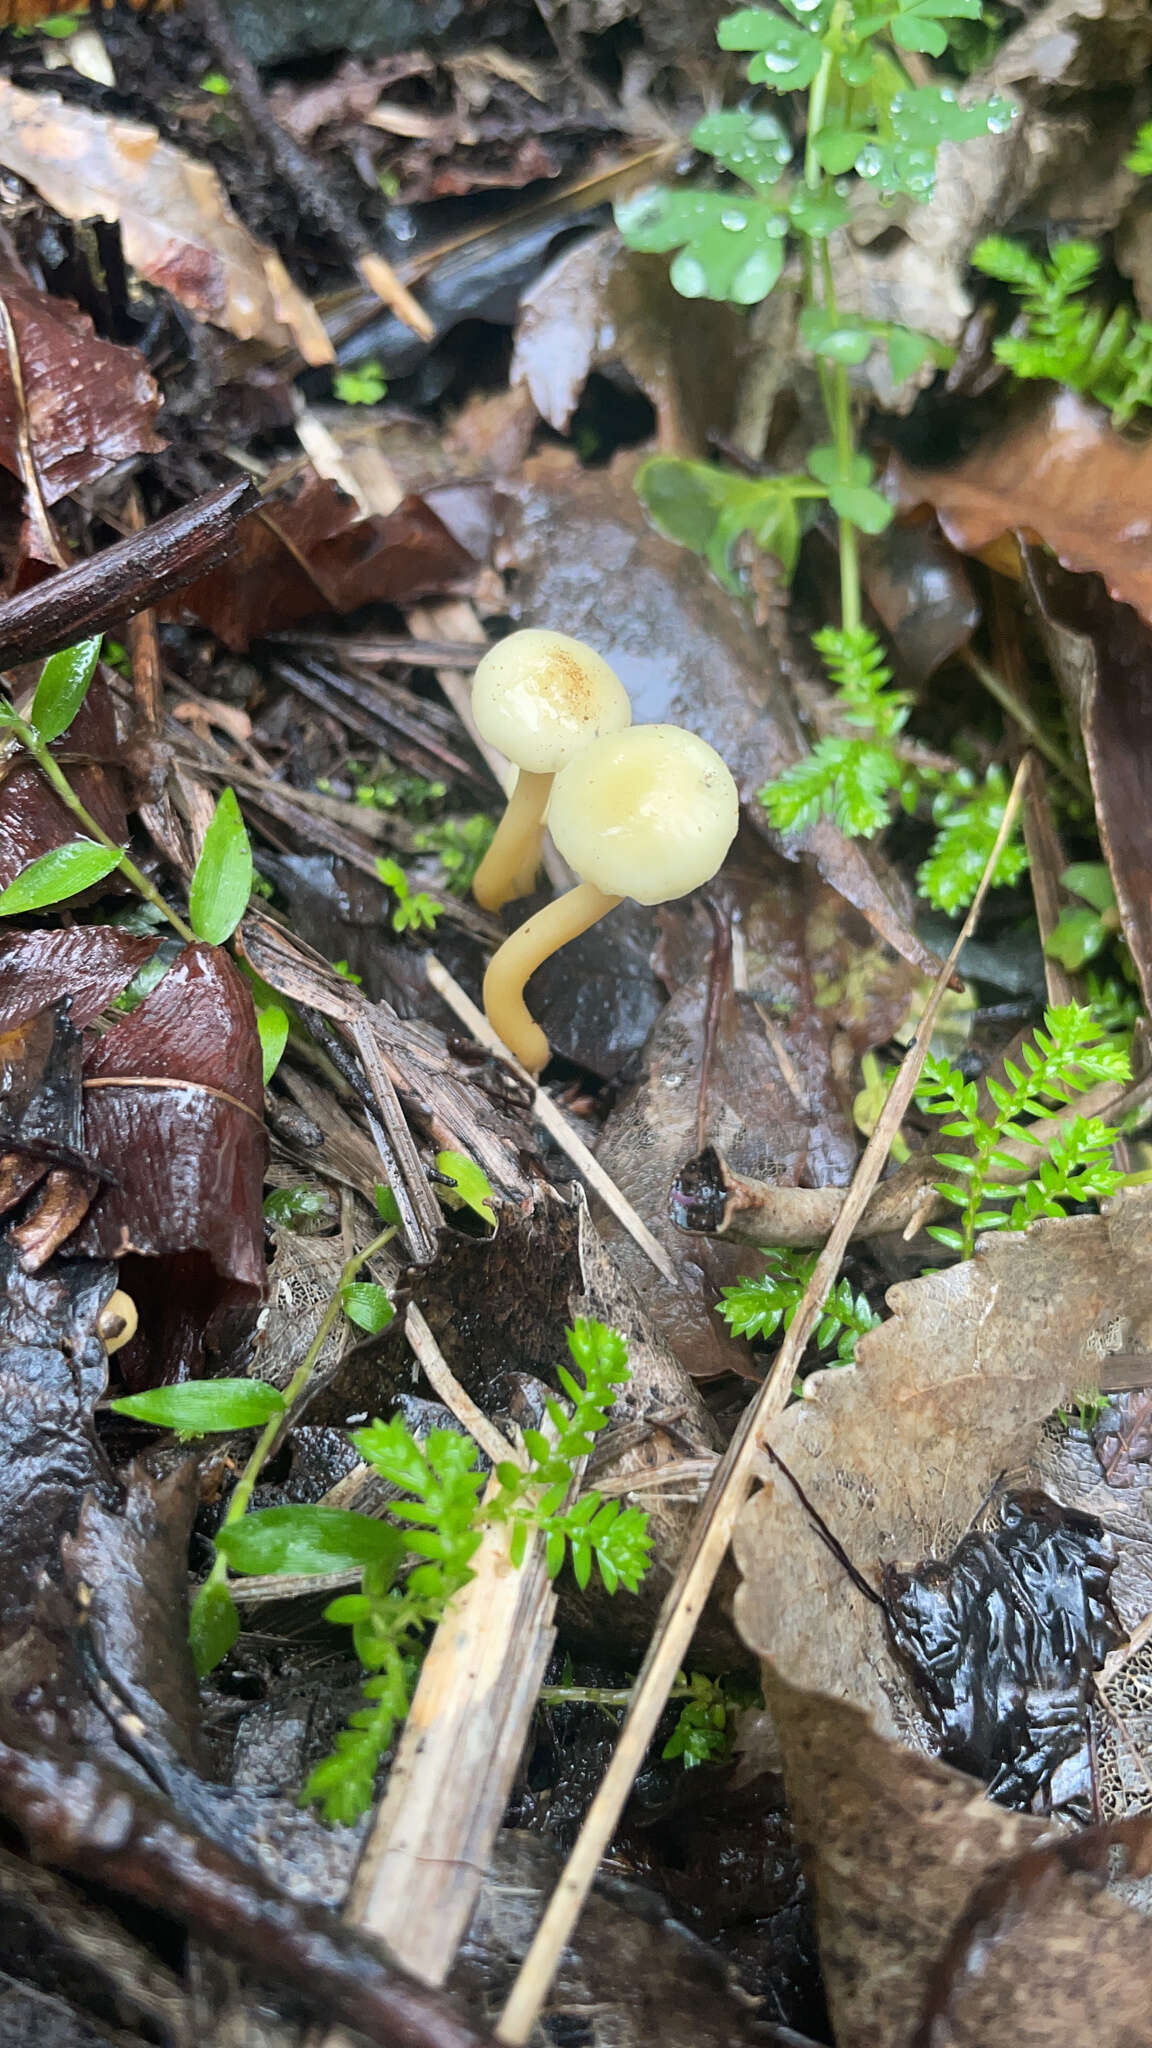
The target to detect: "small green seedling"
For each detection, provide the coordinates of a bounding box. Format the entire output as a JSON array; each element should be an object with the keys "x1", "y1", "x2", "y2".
[
  {"x1": 376, "y1": 855, "x2": 441, "y2": 935},
  {"x1": 720, "y1": 1243, "x2": 880, "y2": 1361},
  {"x1": 971, "y1": 236, "x2": 1152, "y2": 429},
  {"x1": 916, "y1": 1001, "x2": 1130, "y2": 1257}
]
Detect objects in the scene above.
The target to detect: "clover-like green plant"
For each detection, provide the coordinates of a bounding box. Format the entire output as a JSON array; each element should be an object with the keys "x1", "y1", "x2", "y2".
[
  {"x1": 916, "y1": 1001, "x2": 1131, "y2": 1258},
  {"x1": 616, "y1": 3, "x2": 1023, "y2": 913}
]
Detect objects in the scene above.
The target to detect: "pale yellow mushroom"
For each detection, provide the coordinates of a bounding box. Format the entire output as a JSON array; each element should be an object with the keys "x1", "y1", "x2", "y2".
[
  {"x1": 99, "y1": 1288, "x2": 138, "y2": 1355},
  {"x1": 470, "y1": 629, "x2": 630, "y2": 912},
  {"x1": 483, "y1": 724, "x2": 739, "y2": 1072}
]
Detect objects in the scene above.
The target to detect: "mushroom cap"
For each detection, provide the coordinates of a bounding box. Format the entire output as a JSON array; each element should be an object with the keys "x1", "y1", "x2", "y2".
[
  {"x1": 548, "y1": 724, "x2": 739, "y2": 906},
  {"x1": 471, "y1": 629, "x2": 630, "y2": 775}
]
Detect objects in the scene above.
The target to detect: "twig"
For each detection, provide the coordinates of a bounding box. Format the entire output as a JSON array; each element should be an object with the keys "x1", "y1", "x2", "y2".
[
  {"x1": 424, "y1": 954, "x2": 680, "y2": 1289},
  {"x1": 405, "y1": 1302, "x2": 522, "y2": 1471},
  {"x1": 494, "y1": 756, "x2": 1033, "y2": 2047},
  {"x1": 351, "y1": 1015, "x2": 444, "y2": 1263},
  {"x1": 0, "y1": 1715, "x2": 493, "y2": 2048},
  {"x1": 1020, "y1": 754, "x2": 1078, "y2": 1008},
  {"x1": 0, "y1": 291, "x2": 68, "y2": 569},
  {"x1": 185, "y1": 0, "x2": 433, "y2": 342},
  {"x1": 961, "y1": 646, "x2": 1091, "y2": 799},
  {"x1": 0, "y1": 477, "x2": 259, "y2": 668}
]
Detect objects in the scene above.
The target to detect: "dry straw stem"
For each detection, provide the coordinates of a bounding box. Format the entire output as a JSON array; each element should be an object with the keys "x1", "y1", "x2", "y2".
[
  {"x1": 495, "y1": 755, "x2": 1032, "y2": 2047},
  {"x1": 424, "y1": 953, "x2": 680, "y2": 1287}
]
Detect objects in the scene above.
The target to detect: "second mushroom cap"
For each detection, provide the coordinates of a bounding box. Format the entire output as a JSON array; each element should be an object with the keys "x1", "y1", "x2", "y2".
[{"x1": 548, "y1": 723, "x2": 740, "y2": 905}]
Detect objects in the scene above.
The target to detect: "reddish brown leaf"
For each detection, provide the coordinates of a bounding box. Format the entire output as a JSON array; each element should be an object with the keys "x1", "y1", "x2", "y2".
[
  {"x1": 180, "y1": 469, "x2": 485, "y2": 649},
  {"x1": 0, "y1": 668, "x2": 129, "y2": 896},
  {"x1": 69, "y1": 944, "x2": 266, "y2": 1290},
  {"x1": 889, "y1": 390, "x2": 1152, "y2": 627},
  {"x1": 0, "y1": 927, "x2": 161, "y2": 1032},
  {"x1": 0, "y1": 265, "x2": 162, "y2": 511},
  {"x1": 1022, "y1": 550, "x2": 1152, "y2": 1014}
]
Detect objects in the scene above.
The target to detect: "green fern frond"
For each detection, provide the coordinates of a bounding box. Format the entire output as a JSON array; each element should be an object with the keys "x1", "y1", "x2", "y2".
[{"x1": 971, "y1": 235, "x2": 1152, "y2": 427}]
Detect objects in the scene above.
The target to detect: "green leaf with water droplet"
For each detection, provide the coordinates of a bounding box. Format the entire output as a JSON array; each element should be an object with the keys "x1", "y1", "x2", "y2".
[
  {"x1": 615, "y1": 187, "x2": 787, "y2": 305},
  {"x1": 691, "y1": 107, "x2": 792, "y2": 190},
  {"x1": 0, "y1": 838, "x2": 122, "y2": 914},
  {"x1": 718, "y1": 8, "x2": 823, "y2": 87}
]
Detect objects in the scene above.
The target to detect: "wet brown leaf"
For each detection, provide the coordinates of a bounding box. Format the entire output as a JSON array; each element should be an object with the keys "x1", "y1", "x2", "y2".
[
  {"x1": 890, "y1": 390, "x2": 1152, "y2": 626},
  {"x1": 511, "y1": 229, "x2": 749, "y2": 454},
  {"x1": 0, "y1": 264, "x2": 162, "y2": 513},
  {"x1": 69, "y1": 943, "x2": 266, "y2": 1293},
  {"x1": 181, "y1": 468, "x2": 486, "y2": 649},
  {"x1": 0, "y1": 666, "x2": 129, "y2": 896},
  {"x1": 593, "y1": 845, "x2": 912, "y2": 1380},
  {"x1": 498, "y1": 449, "x2": 940, "y2": 980},
  {"x1": 762, "y1": 1676, "x2": 1152, "y2": 2048},
  {"x1": 0, "y1": 925, "x2": 161, "y2": 1032},
  {"x1": 1021, "y1": 548, "x2": 1152, "y2": 1014},
  {"x1": 0, "y1": 81, "x2": 332, "y2": 365},
  {"x1": 733, "y1": 1188, "x2": 1152, "y2": 1739}
]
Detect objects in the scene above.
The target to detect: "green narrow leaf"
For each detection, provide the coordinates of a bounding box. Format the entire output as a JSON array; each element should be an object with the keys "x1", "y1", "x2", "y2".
[
  {"x1": 215, "y1": 1504, "x2": 404, "y2": 1575},
  {"x1": 29, "y1": 636, "x2": 102, "y2": 743},
  {"x1": 341, "y1": 1282, "x2": 395, "y2": 1334},
  {"x1": 0, "y1": 838, "x2": 122, "y2": 914},
  {"x1": 110, "y1": 1379, "x2": 285, "y2": 1435},
  {"x1": 188, "y1": 787, "x2": 252, "y2": 944},
  {"x1": 434, "y1": 1149, "x2": 496, "y2": 1227},
  {"x1": 190, "y1": 1578, "x2": 240, "y2": 1676},
  {"x1": 257, "y1": 1005, "x2": 290, "y2": 1084}
]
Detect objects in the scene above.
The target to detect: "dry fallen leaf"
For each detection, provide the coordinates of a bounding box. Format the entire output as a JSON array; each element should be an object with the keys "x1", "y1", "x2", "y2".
[
  {"x1": 890, "y1": 390, "x2": 1152, "y2": 626},
  {"x1": 1021, "y1": 547, "x2": 1152, "y2": 1016},
  {"x1": 0, "y1": 264, "x2": 162, "y2": 509},
  {"x1": 733, "y1": 1188, "x2": 1152, "y2": 1740},
  {"x1": 0, "y1": 81, "x2": 332, "y2": 365},
  {"x1": 511, "y1": 229, "x2": 750, "y2": 455},
  {"x1": 763, "y1": 1675, "x2": 1152, "y2": 2048}
]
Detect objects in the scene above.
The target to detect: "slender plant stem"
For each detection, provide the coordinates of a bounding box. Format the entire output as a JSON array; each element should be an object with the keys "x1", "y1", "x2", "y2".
[
  {"x1": 7, "y1": 712, "x2": 194, "y2": 940},
  {"x1": 195, "y1": 1222, "x2": 397, "y2": 1623},
  {"x1": 538, "y1": 1684, "x2": 695, "y2": 1709},
  {"x1": 804, "y1": 26, "x2": 865, "y2": 641},
  {"x1": 961, "y1": 649, "x2": 1092, "y2": 799}
]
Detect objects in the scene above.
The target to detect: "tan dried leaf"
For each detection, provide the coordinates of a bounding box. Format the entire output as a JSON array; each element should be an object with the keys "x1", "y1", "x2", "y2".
[
  {"x1": 0, "y1": 81, "x2": 332, "y2": 365},
  {"x1": 733, "y1": 1188, "x2": 1152, "y2": 1740},
  {"x1": 765, "y1": 1675, "x2": 1152, "y2": 2048}
]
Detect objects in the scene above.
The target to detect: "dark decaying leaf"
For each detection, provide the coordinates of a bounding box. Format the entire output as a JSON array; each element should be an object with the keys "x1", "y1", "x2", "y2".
[
  {"x1": 0, "y1": 1238, "x2": 115, "y2": 1654},
  {"x1": 0, "y1": 265, "x2": 162, "y2": 512},
  {"x1": 68, "y1": 944, "x2": 266, "y2": 1311},
  {"x1": 0, "y1": 925, "x2": 161, "y2": 1032},
  {"x1": 1022, "y1": 548, "x2": 1152, "y2": 1014},
  {"x1": 180, "y1": 468, "x2": 489, "y2": 650},
  {"x1": 498, "y1": 449, "x2": 940, "y2": 979},
  {"x1": 884, "y1": 1491, "x2": 1122, "y2": 1812},
  {"x1": 0, "y1": 666, "x2": 129, "y2": 897},
  {"x1": 0, "y1": 1003, "x2": 105, "y2": 1267},
  {"x1": 859, "y1": 513, "x2": 980, "y2": 686}
]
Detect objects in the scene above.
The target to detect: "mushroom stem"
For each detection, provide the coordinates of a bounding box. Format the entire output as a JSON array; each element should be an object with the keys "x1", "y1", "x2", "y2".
[
  {"x1": 483, "y1": 881, "x2": 622, "y2": 1072},
  {"x1": 473, "y1": 769, "x2": 554, "y2": 913}
]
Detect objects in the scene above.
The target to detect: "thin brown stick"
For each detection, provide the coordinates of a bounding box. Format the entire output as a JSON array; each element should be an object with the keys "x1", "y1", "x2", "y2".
[
  {"x1": 495, "y1": 755, "x2": 1033, "y2": 2046},
  {"x1": 424, "y1": 954, "x2": 680, "y2": 1288},
  {"x1": 186, "y1": 0, "x2": 432, "y2": 341},
  {"x1": 405, "y1": 1302, "x2": 520, "y2": 1470},
  {"x1": 0, "y1": 292, "x2": 67, "y2": 569}
]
